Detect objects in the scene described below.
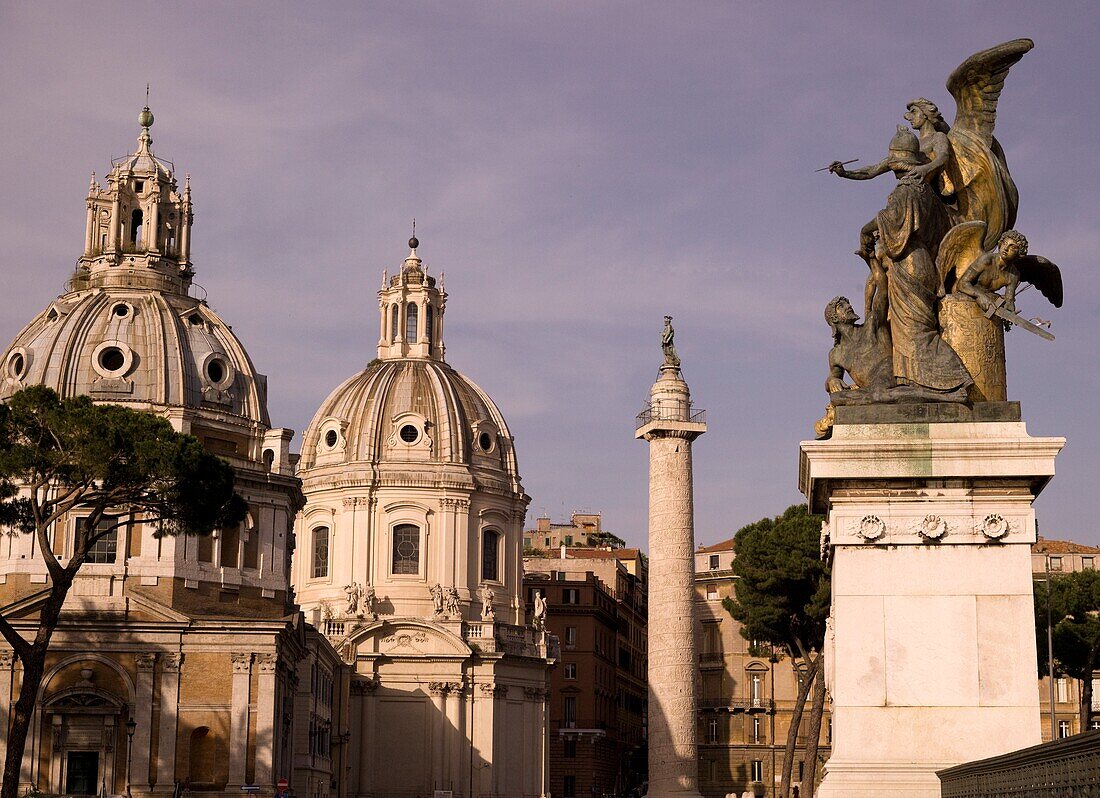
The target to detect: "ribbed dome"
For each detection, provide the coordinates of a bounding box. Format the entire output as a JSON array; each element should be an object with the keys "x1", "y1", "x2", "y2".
[
  {"x1": 299, "y1": 358, "x2": 519, "y2": 481},
  {"x1": 0, "y1": 286, "x2": 270, "y2": 427}
]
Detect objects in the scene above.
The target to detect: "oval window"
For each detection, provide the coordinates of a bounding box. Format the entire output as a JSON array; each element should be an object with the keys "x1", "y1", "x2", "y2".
[
  {"x1": 7, "y1": 352, "x2": 26, "y2": 380},
  {"x1": 188, "y1": 313, "x2": 203, "y2": 326},
  {"x1": 399, "y1": 424, "x2": 419, "y2": 443},
  {"x1": 99, "y1": 347, "x2": 126, "y2": 373},
  {"x1": 478, "y1": 431, "x2": 493, "y2": 452},
  {"x1": 325, "y1": 429, "x2": 339, "y2": 448},
  {"x1": 207, "y1": 359, "x2": 226, "y2": 385},
  {"x1": 112, "y1": 303, "x2": 130, "y2": 318}
]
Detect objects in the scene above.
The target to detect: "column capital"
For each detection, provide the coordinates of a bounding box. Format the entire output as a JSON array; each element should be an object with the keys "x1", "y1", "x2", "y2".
[
  {"x1": 161, "y1": 653, "x2": 183, "y2": 673},
  {"x1": 135, "y1": 653, "x2": 157, "y2": 672},
  {"x1": 255, "y1": 653, "x2": 278, "y2": 674},
  {"x1": 231, "y1": 652, "x2": 253, "y2": 673},
  {"x1": 428, "y1": 681, "x2": 450, "y2": 696},
  {"x1": 0, "y1": 650, "x2": 14, "y2": 670}
]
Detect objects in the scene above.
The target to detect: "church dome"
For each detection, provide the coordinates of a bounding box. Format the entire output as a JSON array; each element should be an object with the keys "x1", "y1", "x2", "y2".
[
  {"x1": 0, "y1": 290, "x2": 270, "y2": 427},
  {"x1": 299, "y1": 357, "x2": 519, "y2": 484},
  {"x1": 0, "y1": 107, "x2": 271, "y2": 430}
]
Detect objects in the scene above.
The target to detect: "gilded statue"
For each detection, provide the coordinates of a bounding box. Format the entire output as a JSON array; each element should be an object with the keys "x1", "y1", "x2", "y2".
[{"x1": 817, "y1": 39, "x2": 1055, "y2": 422}]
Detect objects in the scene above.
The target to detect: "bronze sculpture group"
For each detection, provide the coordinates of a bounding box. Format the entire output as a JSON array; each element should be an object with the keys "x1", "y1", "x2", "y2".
[{"x1": 818, "y1": 39, "x2": 1063, "y2": 432}]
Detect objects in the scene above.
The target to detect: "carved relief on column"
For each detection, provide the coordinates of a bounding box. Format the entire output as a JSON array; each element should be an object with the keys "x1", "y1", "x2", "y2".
[
  {"x1": 136, "y1": 653, "x2": 157, "y2": 672},
  {"x1": 429, "y1": 682, "x2": 451, "y2": 696}
]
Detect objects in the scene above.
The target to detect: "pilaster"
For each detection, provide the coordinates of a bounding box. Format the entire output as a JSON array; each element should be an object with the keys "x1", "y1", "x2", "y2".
[
  {"x1": 132, "y1": 653, "x2": 156, "y2": 790},
  {"x1": 254, "y1": 654, "x2": 278, "y2": 786},
  {"x1": 229, "y1": 653, "x2": 252, "y2": 786},
  {"x1": 154, "y1": 653, "x2": 182, "y2": 791}
]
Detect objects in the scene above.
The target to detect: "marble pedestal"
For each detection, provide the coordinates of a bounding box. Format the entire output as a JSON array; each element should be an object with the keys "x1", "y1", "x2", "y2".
[{"x1": 800, "y1": 405, "x2": 1063, "y2": 798}]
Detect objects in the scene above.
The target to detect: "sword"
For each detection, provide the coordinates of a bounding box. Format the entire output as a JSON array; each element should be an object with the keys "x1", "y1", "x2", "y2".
[
  {"x1": 983, "y1": 295, "x2": 1055, "y2": 340},
  {"x1": 815, "y1": 159, "x2": 859, "y2": 173}
]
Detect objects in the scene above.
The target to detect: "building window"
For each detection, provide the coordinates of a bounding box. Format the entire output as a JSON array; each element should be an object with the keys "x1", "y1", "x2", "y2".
[
  {"x1": 392, "y1": 524, "x2": 420, "y2": 574},
  {"x1": 798, "y1": 761, "x2": 805, "y2": 781},
  {"x1": 312, "y1": 527, "x2": 329, "y2": 578},
  {"x1": 753, "y1": 717, "x2": 763, "y2": 744},
  {"x1": 565, "y1": 627, "x2": 577, "y2": 648},
  {"x1": 406, "y1": 303, "x2": 418, "y2": 343},
  {"x1": 82, "y1": 517, "x2": 119, "y2": 564},
  {"x1": 1059, "y1": 720, "x2": 1071, "y2": 738},
  {"x1": 751, "y1": 673, "x2": 763, "y2": 705},
  {"x1": 129, "y1": 209, "x2": 144, "y2": 244},
  {"x1": 391, "y1": 304, "x2": 399, "y2": 342},
  {"x1": 564, "y1": 663, "x2": 577, "y2": 680},
  {"x1": 563, "y1": 775, "x2": 576, "y2": 798},
  {"x1": 709, "y1": 554, "x2": 720, "y2": 570},
  {"x1": 563, "y1": 588, "x2": 580, "y2": 604},
  {"x1": 425, "y1": 305, "x2": 434, "y2": 345},
  {"x1": 563, "y1": 696, "x2": 577, "y2": 728},
  {"x1": 1050, "y1": 556, "x2": 1063, "y2": 571},
  {"x1": 564, "y1": 534, "x2": 573, "y2": 545},
  {"x1": 220, "y1": 525, "x2": 240, "y2": 568},
  {"x1": 482, "y1": 529, "x2": 500, "y2": 582},
  {"x1": 1057, "y1": 678, "x2": 1071, "y2": 704},
  {"x1": 563, "y1": 738, "x2": 576, "y2": 759},
  {"x1": 751, "y1": 760, "x2": 763, "y2": 783},
  {"x1": 1084, "y1": 557, "x2": 1095, "y2": 570},
  {"x1": 707, "y1": 718, "x2": 718, "y2": 744},
  {"x1": 706, "y1": 583, "x2": 719, "y2": 600},
  {"x1": 544, "y1": 536, "x2": 551, "y2": 547}
]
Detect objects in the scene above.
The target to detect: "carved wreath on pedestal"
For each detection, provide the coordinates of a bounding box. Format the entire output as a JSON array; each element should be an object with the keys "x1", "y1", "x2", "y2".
[
  {"x1": 857, "y1": 515, "x2": 886, "y2": 541},
  {"x1": 978, "y1": 514, "x2": 1010, "y2": 540},
  {"x1": 916, "y1": 514, "x2": 948, "y2": 541}
]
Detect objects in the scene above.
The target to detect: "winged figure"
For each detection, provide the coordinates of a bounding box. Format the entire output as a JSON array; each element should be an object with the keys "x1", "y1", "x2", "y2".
[
  {"x1": 904, "y1": 39, "x2": 1033, "y2": 249},
  {"x1": 937, "y1": 220, "x2": 1063, "y2": 315}
]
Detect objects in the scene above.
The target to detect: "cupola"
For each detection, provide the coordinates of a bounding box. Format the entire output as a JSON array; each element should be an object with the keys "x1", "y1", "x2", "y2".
[
  {"x1": 76, "y1": 104, "x2": 194, "y2": 295},
  {"x1": 376, "y1": 236, "x2": 446, "y2": 360}
]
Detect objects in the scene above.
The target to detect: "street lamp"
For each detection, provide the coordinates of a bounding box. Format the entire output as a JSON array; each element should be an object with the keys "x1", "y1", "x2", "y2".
[{"x1": 125, "y1": 717, "x2": 137, "y2": 798}]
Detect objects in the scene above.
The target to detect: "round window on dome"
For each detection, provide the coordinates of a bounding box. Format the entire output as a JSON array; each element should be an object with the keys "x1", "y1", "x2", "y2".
[
  {"x1": 188, "y1": 313, "x2": 203, "y2": 326},
  {"x1": 6, "y1": 351, "x2": 26, "y2": 380},
  {"x1": 478, "y1": 431, "x2": 494, "y2": 452},
  {"x1": 99, "y1": 347, "x2": 126, "y2": 373},
  {"x1": 399, "y1": 424, "x2": 420, "y2": 444},
  {"x1": 207, "y1": 359, "x2": 225, "y2": 384},
  {"x1": 324, "y1": 429, "x2": 339, "y2": 448},
  {"x1": 112, "y1": 303, "x2": 130, "y2": 318}
]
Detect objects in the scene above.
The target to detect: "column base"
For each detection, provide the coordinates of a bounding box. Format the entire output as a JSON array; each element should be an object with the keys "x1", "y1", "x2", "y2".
[
  {"x1": 646, "y1": 789, "x2": 704, "y2": 798},
  {"x1": 817, "y1": 760, "x2": 945, "y2": 798}
]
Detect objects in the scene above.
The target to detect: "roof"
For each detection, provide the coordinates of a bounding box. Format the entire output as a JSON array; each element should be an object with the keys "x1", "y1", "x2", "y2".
[
  {"x1": 558, "y1": 547, "x2": 642, "y2": 560},
  {"x1": 1033, "y1": 537, "x2": 1100, "y2": 555},
  {"x1": 698, "y1": 538, "x2": 735, "y2": 553}
]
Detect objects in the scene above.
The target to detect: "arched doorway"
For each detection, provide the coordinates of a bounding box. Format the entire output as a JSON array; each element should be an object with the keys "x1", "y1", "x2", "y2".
[{"x1": 43, "y1": 679, "x2": 127, "y2": 796}]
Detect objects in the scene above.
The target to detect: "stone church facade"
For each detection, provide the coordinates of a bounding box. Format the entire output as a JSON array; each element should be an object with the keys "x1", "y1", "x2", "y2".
[{"x1": 0, "y1": 108, "x2": 552, "y2": 798}]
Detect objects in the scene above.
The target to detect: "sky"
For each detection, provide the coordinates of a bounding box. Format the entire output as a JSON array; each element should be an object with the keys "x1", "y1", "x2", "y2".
[{"x1": 1, "y1": 2, "x2": 1098, "y2": 549}]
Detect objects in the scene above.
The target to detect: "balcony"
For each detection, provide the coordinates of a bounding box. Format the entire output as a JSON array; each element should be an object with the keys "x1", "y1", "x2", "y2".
[
  {"x1": 635, "y1": 404, "x2": 707, "y2": 431},
  {"x1": 699, "y1": 652, "x2": 725, "y2": 667},
  {"x1": 698, "y1": 697, "x2": 774, "y2": 713}
]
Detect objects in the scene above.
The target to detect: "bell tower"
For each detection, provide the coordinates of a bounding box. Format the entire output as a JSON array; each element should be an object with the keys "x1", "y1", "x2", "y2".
[
  {"x1": 77, "y1": 103, "x2": 194, "y2": 294},
  {"x1": 376, "y1": 235, "x2": 447, "y2": 360}
]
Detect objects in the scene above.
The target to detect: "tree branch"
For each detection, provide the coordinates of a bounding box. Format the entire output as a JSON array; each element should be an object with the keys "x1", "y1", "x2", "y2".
[{"x1": 0, "y1": 612, "x2": 30, "y2": 661}]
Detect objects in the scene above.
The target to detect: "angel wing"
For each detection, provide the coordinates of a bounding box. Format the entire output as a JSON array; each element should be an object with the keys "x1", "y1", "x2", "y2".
[
  {"x1": 1016, "y1": 255, "x2": 1063, "y2": 308},
  {"x1": 935, "y1": 220, "x2": 986, "y2": 296},
  {"x1": 947, "y1": 39, "x2": 1034, "y2": 145}
]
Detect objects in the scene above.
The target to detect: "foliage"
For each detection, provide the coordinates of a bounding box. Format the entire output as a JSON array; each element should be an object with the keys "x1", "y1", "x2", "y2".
[
  {"x1": 1034, "y1": 568, "x2": 1100, "y2": 729},
  {"x1": 722, "y1": 503, "x2": 830, "y2": 798},
  {"x1": 0, "y1": 385, "x2": 247, "y2": 798},
  {"x1": 722, "y1": 503, "x2": 830, "y2": 660}
]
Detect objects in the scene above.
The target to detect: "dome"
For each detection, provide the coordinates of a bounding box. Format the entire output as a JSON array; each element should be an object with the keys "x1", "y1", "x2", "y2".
[
  {"x1": 299, "y1": 357, "x2": 521, "y2": 488},
  {"x1": 0, "y1": 287, "x2": 270, "y2": 428}
]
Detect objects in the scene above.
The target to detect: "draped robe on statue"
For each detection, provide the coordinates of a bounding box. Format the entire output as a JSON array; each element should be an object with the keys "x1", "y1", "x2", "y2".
[{"x1": 876, "y1": 178, "x2": 972, "y2": 392}]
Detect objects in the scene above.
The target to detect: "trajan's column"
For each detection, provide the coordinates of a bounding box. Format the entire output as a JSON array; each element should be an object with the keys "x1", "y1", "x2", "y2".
[{"x1": 636, "y1": 317, "x2": 706, "y2": 798}]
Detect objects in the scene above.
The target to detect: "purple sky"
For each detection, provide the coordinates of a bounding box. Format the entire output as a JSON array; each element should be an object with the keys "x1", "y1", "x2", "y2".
[{"x1": 2, "y1": 3, "x2": 1098, "y2": 549}]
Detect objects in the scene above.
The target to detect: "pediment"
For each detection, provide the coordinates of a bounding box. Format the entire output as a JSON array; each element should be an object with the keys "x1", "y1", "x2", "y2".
[{"x1": 348, "y1": 618, "x2": 471, "y2": 659}]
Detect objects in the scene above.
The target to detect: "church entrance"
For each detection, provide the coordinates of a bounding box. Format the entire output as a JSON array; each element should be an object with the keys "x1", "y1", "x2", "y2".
[{"x1": 65, "y1": 751, "x2": 99, "y2": 795}]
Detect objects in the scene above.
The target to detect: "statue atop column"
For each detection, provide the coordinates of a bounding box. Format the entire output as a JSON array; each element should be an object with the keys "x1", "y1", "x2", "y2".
[
  {"x1": 818, "y1": 38, "x2": 1063, "y2": 427},
  {"x1": 661, "y1": 316, "x2": 680, "y2": 369}
]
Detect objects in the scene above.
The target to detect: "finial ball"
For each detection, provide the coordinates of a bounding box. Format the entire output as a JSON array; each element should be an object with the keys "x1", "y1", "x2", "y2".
[
  {"x1": 139, "y1": 107, "x2": 154, "y2": 128},
  {"x1": 409, "y1": 236, "x2": 419, "y2": 249}
]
